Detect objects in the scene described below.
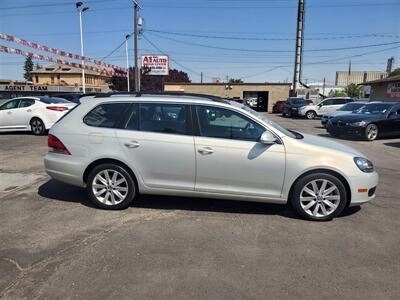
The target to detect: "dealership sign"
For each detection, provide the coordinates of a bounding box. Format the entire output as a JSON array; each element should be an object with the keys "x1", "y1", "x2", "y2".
[
  {"x1": 387, "y1": 82, "x2": 400, "y2": 98},
  {"x1": 141, "y1": 55, "x2": 169, "y2": 75}
]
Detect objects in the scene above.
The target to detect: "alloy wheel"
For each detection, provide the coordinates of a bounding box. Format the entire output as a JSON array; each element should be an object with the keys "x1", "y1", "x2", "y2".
[
  {"x1": 31, "y1": 119, "x2": 44, "y2": 135},
  {"x1": 366, "y1": 124, "x2": 378, "y2": 141},
  {"x1": 92, "y1": 169, "x2": 129, "y2": 206},
  {"x1": 300, "y1": 179, "x2": 341, "y2": 218},
  {"x1": 306, "y1": 111, "x2": 316, "y2": 119}
]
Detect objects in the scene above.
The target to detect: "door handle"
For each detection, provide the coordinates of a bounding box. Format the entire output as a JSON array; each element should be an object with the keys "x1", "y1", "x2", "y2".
[
  {"x1": 198, "y1": 147, "x2": 214, "y2": 155},
  {"x1": 27, "y1": 109, "x2": 32, "y2": 112},
  {"x1": 124, "y1": 141, "x2": 140, "y2": 149}
]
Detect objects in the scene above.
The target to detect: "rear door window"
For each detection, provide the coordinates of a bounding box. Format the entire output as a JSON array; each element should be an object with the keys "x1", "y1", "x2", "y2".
[
  {"x1": 139, "y1": 103, "x2": 188, "y2": 135},
  {"x1": 83, "y1": 103, "x2": 130, "y2": 128},
  {"x1": 19, "y1": 99, "x2": 35, "y2": 108}
]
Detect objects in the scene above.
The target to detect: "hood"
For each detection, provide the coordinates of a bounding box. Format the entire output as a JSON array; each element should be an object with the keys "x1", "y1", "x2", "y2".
[
  {"x1": 295, "y1": 133, "x2": 364, "y2": 157},
  {"x1": 331, "y1": 113, "x2": 385, "y2": 123}
]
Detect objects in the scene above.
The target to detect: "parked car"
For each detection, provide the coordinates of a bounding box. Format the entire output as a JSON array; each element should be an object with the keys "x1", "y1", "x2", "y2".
[
  {"x1": 272, "y1": 100, "x2": 286, "y2": 113},
  {"x1": 0, "y1": 96, "x2": 76, "y2": 135},
  {"x1": 44, "y1": 93, "x2": 378, "y2": 221},
  {"x1": 321, "y1": 101, "x2": 368, "y2": 127},
  {"x1": 298, "y1": 97, "x2": 355, "y2": 119},
  {"x1": 326, "y1": 102, "x2": 400, "y2": 141},
  {"x1": 282, "y1": 98, "x2": 312, "y2": 117}
]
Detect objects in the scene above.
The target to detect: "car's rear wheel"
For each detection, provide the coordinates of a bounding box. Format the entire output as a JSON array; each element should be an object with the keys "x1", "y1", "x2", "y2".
[
  {"x1": 365, "y1": 124, "x2": 378, "y2": 141},
  {"x1": 30, "y1": 118, "x2": 46, "y2": 135},
  {"x1": 291, "y1": 173, "x2": 347, "y2": 221},
  {"x1": 306, "y1": 111, "x2": 316, "y2": 119},
  {"x1": 87, "y1": 164, "x2": 136, "y2": 210}
]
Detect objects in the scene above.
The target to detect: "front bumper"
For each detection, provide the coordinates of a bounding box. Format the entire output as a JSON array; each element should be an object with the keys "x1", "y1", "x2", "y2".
[
  {"x1": 326, "y1": 122, "x2": 365, "y2": 137},
  {"x1": 348, "y1": 171, "x2": 379, "y2": 206}
]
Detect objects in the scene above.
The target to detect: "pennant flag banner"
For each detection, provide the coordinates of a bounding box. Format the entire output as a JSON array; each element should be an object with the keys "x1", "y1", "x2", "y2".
[
  {"x1": 0, "y1": 44, "x2": 127, "y2": 78},
  {"x1": 0, "y1": 33, "x2": 127, "y2": 73}
]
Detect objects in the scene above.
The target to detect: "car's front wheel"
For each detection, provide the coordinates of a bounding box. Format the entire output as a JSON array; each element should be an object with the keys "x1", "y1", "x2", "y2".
[
  {"x1": 365, "y1": 123, "x2": 378, "y2": 141},
  {"x1": 291, "y1": 173, "x2": 347, "y2": 221},
  {"x1": 87, "y1": 164, "x2": 136, "y2": 210}
]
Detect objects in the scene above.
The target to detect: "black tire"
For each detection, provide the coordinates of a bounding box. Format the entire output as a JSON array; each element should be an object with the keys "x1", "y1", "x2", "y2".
[
  {"x1": 282, "y1": 112, "x2": 286, "y2": 117},
  {"x1": 30, "y1": 118, "x2": 46, "y2": 135},
  {"x1": 87, "y1": 163, "x2": 136, "y2": 210},
  {"x1": 290, "y1": 173, "x2": 347, "y2": 221},
  {"x1": 306, "y1": 110, "x2": 316, "y2": 120},
  {"x1": 364, "y1": 123, "x2": 378, "y2": 141}
]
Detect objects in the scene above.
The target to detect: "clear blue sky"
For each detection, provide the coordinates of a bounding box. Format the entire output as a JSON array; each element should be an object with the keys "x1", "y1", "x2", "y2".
[{"x1": 1, "y1": 0, "x2": 399, "y2": 84}]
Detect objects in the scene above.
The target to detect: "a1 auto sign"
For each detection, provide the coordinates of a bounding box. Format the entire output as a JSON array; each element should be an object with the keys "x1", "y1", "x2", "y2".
[{"x1": 141, "y1": 55, "x2": 169, "y2": 75}]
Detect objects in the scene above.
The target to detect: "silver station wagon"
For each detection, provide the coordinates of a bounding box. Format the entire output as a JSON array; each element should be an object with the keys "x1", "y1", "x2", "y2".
[{"x1": 44, "y1": 93, "x2": 378, "y2": 221}]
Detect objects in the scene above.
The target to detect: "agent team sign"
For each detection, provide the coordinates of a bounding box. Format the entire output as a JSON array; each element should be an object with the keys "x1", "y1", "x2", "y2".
[{"x1": 141, "y1": 55, "x2": 169, "y2": 76}]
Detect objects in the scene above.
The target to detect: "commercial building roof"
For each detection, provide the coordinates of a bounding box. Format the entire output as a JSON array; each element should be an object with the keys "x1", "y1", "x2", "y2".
[
  {"x1": 31, "y1": 63, "x2": 110, "y2": 77},
  {"x1": 359, "y1": 75, "x2": 400, "y2": 85}
]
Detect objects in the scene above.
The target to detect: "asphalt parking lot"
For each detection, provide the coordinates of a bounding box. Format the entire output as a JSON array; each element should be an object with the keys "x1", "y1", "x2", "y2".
[{"x1": 1, "y1": 114, "x2": 399, "y2": 299}]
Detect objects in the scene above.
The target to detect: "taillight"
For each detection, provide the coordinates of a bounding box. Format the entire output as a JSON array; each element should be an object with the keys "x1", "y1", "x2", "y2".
[
  {"x1": 48, "y1": 134, "x2": 71, "y2": 155},
  {"x1": 47, "y1": 106, "x2": 68, "y2": 112}
]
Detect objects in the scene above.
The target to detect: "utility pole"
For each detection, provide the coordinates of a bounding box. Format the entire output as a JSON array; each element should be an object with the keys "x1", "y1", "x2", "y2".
[
  {"x1": 293, "y1": 0, "x2": 305, "y2": 95},
  {"x1": 125, "y1": 34, "x2": 131, "y2": 92},
  {"x1": 322, "y1": 77, "x2": 326, "y2": 96},
  {"x1": 201, "y1": 72, "x2": 203, "y2": 84},
  {"x1": 347, "y1": 60, "x2": 351, "y2": 87},
  {"x1": 76, "y1": 2, "x2": 89, "y2": 94},
  {"x1": 133, "y1": 1, "x2": 141, "y2": 92}
]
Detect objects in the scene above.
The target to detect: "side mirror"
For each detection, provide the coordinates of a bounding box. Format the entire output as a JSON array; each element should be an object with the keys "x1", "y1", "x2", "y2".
[{"x1": 260, "y1": 131, "x2": 277, "y2": 145}]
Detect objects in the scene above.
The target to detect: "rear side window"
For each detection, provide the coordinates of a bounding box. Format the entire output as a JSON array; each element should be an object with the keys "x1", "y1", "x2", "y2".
[
  {"x1": 84, "y1": 103, "x2": 130, "y2": 128},
  {"x1": 39, "y1": 97, "x2": 71, "y2": 104},
  {"x1": 139, "y1": 103, "x2": 187, "y2": 135},
  {"x1": 334, "y1": 99, "x2": 347, "y2": 105},
  {"x1": 19, "y1": 99, "x2": 35, "y2": 108}
]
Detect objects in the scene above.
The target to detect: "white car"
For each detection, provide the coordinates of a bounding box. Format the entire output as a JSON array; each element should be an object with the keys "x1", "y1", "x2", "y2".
[
  {"x1": 298, "y1": 97, "x2": 355, "y2": 119},
  {"x1": 44, "y1": 93, "x2": 378, "y2": 221},
  {"x1": 0, "y1": 96, "x2": 76, "y2": 135}
]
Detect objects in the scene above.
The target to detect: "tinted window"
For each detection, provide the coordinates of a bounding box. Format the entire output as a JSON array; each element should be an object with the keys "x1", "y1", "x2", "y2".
[
  {"x1": 289, "y1": 98, "x2": 307, "y2": 105},
  {"x1": 0, "y1": 99, "x2": 19, "y2": 110},
  {"x1": 123, "y1": 104, "x2": 139, "y2": 130},
  {"x1": 196, "y1": 106, "x2": 265, "y2": 142},
  {"x1": 334, "y1": 98, "x2": 347, "y2": 105},
  {"x1": 39, "y1": 97, "x2": 71, "y2": 104},
  {"x1": 139, "y1": 103, "x2": 187, "y2": 135},
  {"x1": 320, "y1": 99, "x2": 334, "y2": 106},
  {"x1": 83, "y1": 103, "x2": 130, "y2": 128},
  {"x1": 19, "y1": 99, "x2": 35, "y2": 108}
]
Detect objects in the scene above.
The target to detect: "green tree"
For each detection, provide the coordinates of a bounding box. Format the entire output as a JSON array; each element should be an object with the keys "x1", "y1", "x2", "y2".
[
  {"x1": 23, "y1": 57, "x2": 34, "y2": 81},
  {"x1": 228, "y1": 78, "x2": 244, "y2": 84},
  {"x1": 345, "y1": 83, "x2": 362, "y2": 98},
  {"x1": 329, "y1": 89, "x2": 347, "y2": 97},
  {"x1": 388, "y1": 68, "x2": 400, "y2": 77}
]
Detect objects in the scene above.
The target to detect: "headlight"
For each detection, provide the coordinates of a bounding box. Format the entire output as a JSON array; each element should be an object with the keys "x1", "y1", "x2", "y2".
[
  {"x1": 350, "y1": 121, "x2": 367, "y2": 127},
  {"x1": 354, "y1": 157, "x2": 374, "y2": 173}
]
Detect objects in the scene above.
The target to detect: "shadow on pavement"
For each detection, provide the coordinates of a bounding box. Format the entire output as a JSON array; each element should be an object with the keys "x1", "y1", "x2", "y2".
[
  {"x1": 384, "y1": 142, "x2": 400, "y2": 148},
  {"x1": 38, "y1": 179, "x2": 360, "y2": 220}
]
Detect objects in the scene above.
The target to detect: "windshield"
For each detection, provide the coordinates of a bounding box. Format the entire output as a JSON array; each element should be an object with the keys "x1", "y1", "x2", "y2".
[
  {"x1": 39, "y1": 97, "x2": 71, "y2": 104},
  {"x1": 354, "y1": 103, "x2": 393, "y2": 115},
  {"x1": 338, "y1": 102, "x2": 366, "y2": 112},
  {"x1": 231, "y1": 101, "x2": 297, "y2": 138}
]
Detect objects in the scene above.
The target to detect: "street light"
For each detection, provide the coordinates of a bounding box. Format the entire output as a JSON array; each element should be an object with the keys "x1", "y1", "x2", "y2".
[
  {"x1": 76, "y1": 2, "x2": 89, "y2": 94},
  {"x1": 125, "y1": 34, "x2": 132, "y2": 92}
]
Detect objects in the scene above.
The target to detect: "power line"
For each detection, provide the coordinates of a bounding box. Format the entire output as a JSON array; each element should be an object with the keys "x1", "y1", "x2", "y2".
[
  {"x1": 99, "y1": 38, "x2": 130, "y2": 61},
  {"x1": 146, "y1": 29, "x2": 400, "y2": 42},
  {"x1": 147, "y1": 32, "x2": 400, "y2": 53}
]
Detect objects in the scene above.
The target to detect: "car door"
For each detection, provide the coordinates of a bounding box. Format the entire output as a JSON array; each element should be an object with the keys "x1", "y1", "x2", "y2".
[
  {"x1": 193, "y1": 105, "x2": 285, "y2": 198},
  {"x1": 383, "y1": 105, "x2": 400, "y2": 136},
  {"x1": 116, "y1": 102, "x2": 196, "y2": 191},
  {"x1": 330, "y1": 98, "x2": 347, "y2": 112},
  {"x1": 12, "y1": 98, "x2": 36, "y2": 129},
  {"x1": 0, "y1": 99, "x2": 21, "y2": 129}
]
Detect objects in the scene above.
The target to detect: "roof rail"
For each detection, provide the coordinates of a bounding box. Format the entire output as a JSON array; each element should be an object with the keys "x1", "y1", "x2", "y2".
[{"x1": 94, "y1": 91, "x2": 230, "y2": 103}]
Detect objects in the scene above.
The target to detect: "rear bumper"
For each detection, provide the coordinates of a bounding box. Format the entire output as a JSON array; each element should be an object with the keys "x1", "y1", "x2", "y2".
[
  {"x1": 44, "y1": 153, "x2": 85, "y2": 187},
  {"x1": 348, "y1": 171, "x2": 379, "y2": 206}
]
